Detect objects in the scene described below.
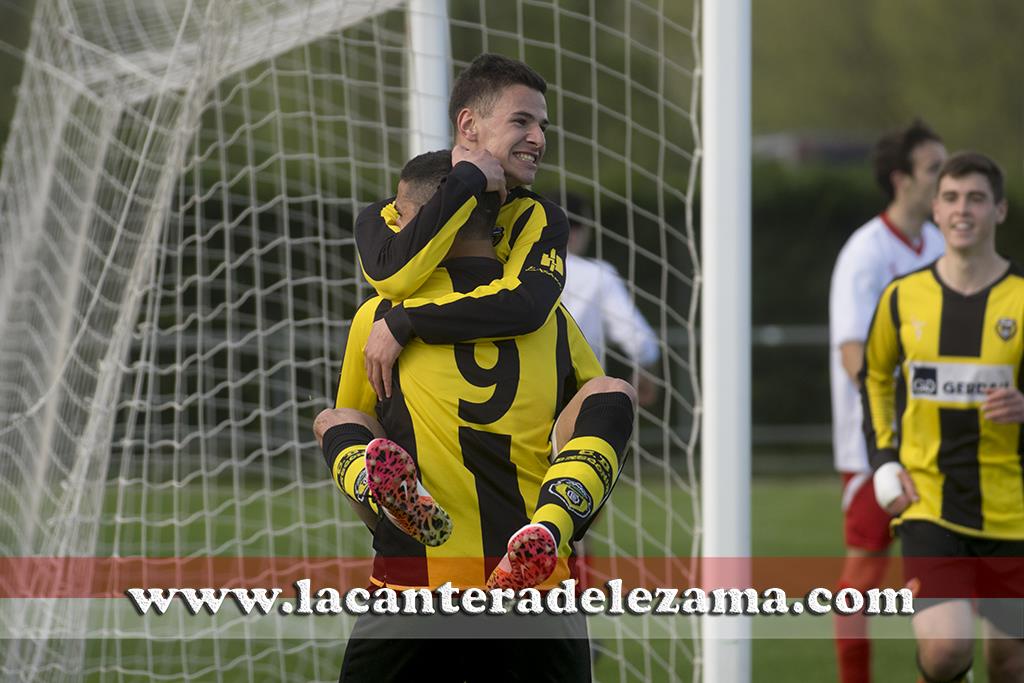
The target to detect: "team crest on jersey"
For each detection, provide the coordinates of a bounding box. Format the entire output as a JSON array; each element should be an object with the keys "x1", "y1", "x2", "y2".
[
  {"x1": 491, "y1": 225, "x2": 505, "y2": 246},
  {"x1": 996, "y1": 318, "x2": 1017, "y2": 341},
  {"x1": 548, "y1": 478, "x2": 593, "y2": 518}
]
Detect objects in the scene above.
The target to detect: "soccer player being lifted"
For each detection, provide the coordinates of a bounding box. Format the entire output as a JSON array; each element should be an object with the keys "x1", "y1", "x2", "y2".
[
  {"x1": 314, "y1": 53, "x2": 637, "y2": 591},
  {"x1": 862, "y1": 152, "x2": 1024, "y2": 683}
]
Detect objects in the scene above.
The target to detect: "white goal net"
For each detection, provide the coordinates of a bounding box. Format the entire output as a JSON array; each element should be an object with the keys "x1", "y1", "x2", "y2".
[{"x1": 0, "y1": 1, "x2": 700, "y2": 680}]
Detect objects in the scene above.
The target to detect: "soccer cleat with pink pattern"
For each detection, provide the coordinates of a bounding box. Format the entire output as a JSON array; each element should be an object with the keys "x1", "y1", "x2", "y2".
[
  {"x1": 486, "y1": 523, "x2": 558, "y2": 590},
  {"x1": 364, "y1": 438, "x2": 453, "y2": 547}
]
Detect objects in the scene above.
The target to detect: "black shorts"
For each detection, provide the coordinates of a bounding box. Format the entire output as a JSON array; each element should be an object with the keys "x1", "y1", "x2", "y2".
[
  {"x1": 898, "y1": 520, "x2": 1024, "y2": 636},
  {"x1": 339, "y1": 610, "x2": 591, "y2": 683}
]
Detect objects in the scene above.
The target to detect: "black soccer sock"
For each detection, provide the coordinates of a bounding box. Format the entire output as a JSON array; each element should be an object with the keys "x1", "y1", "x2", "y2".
[
  {"x1": 322, "y1": 423, "x2": 379, "y2": 515},
  {"x1": 532, "y1": 392, "x2": 634, "y2": 555}
]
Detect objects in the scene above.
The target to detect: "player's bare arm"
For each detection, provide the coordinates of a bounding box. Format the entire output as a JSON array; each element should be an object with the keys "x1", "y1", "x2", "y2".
[{"x1": 839, "y1": 341, "x2": 864, "y2": 386}]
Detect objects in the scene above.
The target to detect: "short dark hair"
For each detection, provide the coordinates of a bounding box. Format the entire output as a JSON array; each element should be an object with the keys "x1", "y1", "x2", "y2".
[
  {"x1": 448, "y1": 53, "x2": 547, "y2": 128},
  {"x1": 872, "y1": 119, "x2": 942, "y2": 201},
  {"x1": 401, "y1": 150, "x2": 495, "y2": 242},
  {"x1": 938, "y1": 152, "x2": 1005, "y2": 203},
  {"x1": 400, "y1": 149, "x2": 451, "y2": 206}
]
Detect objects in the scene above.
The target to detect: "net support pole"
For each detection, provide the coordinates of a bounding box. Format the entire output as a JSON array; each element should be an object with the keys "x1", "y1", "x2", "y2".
[
  {"x1": 700, "y1": 0, "x2": 752, "y2": 680},
  {"x1": 406, "y1": 0, "x2": 451, "y2": 155}
]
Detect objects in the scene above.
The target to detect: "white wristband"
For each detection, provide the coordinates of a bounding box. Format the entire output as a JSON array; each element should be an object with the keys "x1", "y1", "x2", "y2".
[{"x1": 873, "y1": 461, "x2": 905, "y2": 509}]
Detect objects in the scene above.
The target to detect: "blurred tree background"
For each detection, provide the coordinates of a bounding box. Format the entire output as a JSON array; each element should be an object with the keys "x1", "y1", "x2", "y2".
[
  {"x1": 755, "y1": 0, "x2": 1024, "y2": 179},
  {"x1": 0, "y1": 0, "x2": 1021, "y2": 466},
  {"x1": 5, "y1": 1, "x2": 1019, "y2": 176}
]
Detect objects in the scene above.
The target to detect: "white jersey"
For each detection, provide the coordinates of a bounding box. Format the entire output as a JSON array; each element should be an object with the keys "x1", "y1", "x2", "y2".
[
  {"x1": 829, "y1": 214, "x2": 944, "y2": 472},
  {"x1": 562, "y1": 253, "x2": 660, "y2": 368}
]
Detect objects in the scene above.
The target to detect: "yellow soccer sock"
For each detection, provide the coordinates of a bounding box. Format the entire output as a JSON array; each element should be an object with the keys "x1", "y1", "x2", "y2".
[
  {"x1": 532, "y1": 435, "x2": 619, "y2": 556},
  {"x1": 322, "y1": 424, "x2": 379, "y2": 515},
  {"x1": 531, "y1": 390, "x2": 634, "y2": 556}
]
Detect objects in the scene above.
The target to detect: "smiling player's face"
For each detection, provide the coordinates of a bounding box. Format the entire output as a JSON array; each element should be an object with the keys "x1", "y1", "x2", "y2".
[
  {"x1": 932, "y1": 172, "x2": 1007, "y2": 255},
  {"x1": 471, "y1": 84, "x2": 548, "y2": 188}
]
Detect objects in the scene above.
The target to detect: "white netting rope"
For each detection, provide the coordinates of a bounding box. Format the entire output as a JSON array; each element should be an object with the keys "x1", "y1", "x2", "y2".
[{"x1": 0, "y1": 1, "x2": 699, "y2": 681}]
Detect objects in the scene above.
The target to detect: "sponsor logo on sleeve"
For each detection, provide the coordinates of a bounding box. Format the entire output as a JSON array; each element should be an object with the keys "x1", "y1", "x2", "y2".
[
  {"x1": 526, "y1": 248, "x2": 566, "y2": 285},
  {"x1": 908, "y1": 362, "x2": 1013, "y2": 404},
  {"x1": 539, "y1": 249, "x2": 564, "y2": 276}
]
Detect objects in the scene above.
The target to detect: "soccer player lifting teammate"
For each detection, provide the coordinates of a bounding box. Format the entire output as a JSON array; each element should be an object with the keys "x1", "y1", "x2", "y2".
[
  {"x1": 333, "y1": 146, "x2": 614, "y2": 582},
  {"x1": 314, "y1": 53, "x2": 636, "y2": 590},
  {"x1": 323, "y1": 150, "x2": 602, "y2": 683},
  {"x1": 862, "y1": 152, "x2": 1024, "y2": 683}
]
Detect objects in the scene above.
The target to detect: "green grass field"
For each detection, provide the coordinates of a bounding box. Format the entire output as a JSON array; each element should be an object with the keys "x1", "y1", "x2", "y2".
[
  {"x1": 583, "y1": 475, "x2": 922, "y2": 682},
  {"x1": 751, "y1": 477, "x2": 906, "y2": 683},
  {"x1": 750, "y1": 476, "x2": 987, "y2": 683},
  {"x1": 12, "y1": 473, "x2": 990, "y2": 681}
]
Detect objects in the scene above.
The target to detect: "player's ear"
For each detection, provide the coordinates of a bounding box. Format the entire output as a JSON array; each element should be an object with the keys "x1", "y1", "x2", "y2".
[
  {"x1": 890, "y1": 169, "x2": 908, "y2": 195},
  {"x1": 456, "y1": 108, "x2": 477, "y2": 143},
  {"x1": 996, "y1": 198, "x2": 1008, "y2": 224}
]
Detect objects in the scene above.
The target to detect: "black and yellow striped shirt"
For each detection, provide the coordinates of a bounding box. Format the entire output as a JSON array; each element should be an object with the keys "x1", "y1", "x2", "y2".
[
  {"x1": 336, "y1": 257, "x2": 603, "y2": 588},
  {"x1": 354, "y1": 161, "x2": 568, "y2": 345},
  {"x1": 862, "y1": 262, "x2": 1024, "y2": 539}
]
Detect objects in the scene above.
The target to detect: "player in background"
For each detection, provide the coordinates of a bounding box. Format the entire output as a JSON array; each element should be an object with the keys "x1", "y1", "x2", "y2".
[
  {"x1": 560, "y1": 192, "x2": 660, "y2": 407},
  {"x1": 862, "y1": 152, "x2": 1024, "y2": 683},
  {"x1": 827, "y1": 119, "x2": 946, "y2": 683}
]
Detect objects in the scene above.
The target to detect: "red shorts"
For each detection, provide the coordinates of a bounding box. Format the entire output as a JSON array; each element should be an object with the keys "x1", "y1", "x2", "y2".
[{"x1": 841, "y1": 472, "x2": 894, "y2": 553}]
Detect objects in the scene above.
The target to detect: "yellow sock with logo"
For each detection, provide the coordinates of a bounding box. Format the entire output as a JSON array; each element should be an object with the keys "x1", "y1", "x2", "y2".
[{"x1": 531, "y1": 392, "x2": 633, "y2": 556}]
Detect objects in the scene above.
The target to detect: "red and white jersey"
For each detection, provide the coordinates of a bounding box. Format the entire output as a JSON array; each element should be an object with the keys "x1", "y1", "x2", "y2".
[
  {"x1": 562, "y1": 253, "x2": 660, "y2": 368},
  {"x1": 829, "y1": 213, "x2": 944, "y2": 473}
]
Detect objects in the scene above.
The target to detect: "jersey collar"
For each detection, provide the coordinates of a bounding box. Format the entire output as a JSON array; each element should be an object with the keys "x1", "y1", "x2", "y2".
[{"x1": 880, "y1": 212, "x2": 924, "y2": 255}]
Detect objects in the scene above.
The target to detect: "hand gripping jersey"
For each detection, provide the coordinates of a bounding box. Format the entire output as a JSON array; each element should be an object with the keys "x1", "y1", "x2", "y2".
[
  {"x1": 829, "y1": 214, "x2": 944, "y2": 472},
  {"x1": 336, "y1": 257, "x2": 603, "y2": 588},
  {"x1": 861, "y1": 263, "x2": 1024, "y2": 540}
]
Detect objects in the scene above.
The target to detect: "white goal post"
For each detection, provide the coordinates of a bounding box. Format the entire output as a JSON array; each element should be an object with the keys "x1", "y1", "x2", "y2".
[
  {"x1": 0, "y1": 1, "x2": 735, "y2": 681},
  {"x1": 701, "y1": 0, "x2": 752, "y2": 680}
]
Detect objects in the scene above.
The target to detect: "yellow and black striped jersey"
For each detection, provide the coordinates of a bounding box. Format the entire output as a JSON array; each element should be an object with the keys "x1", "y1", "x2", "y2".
[
  {"x1": 335, "y1": 257, "x2": 603, "y2": 588},
  {"x1": 354, "y1": 161, "x2": 569, "y2": 345},
  {"x1": 862, "y1": 262, "x2": 1024, "y2": 540}
]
